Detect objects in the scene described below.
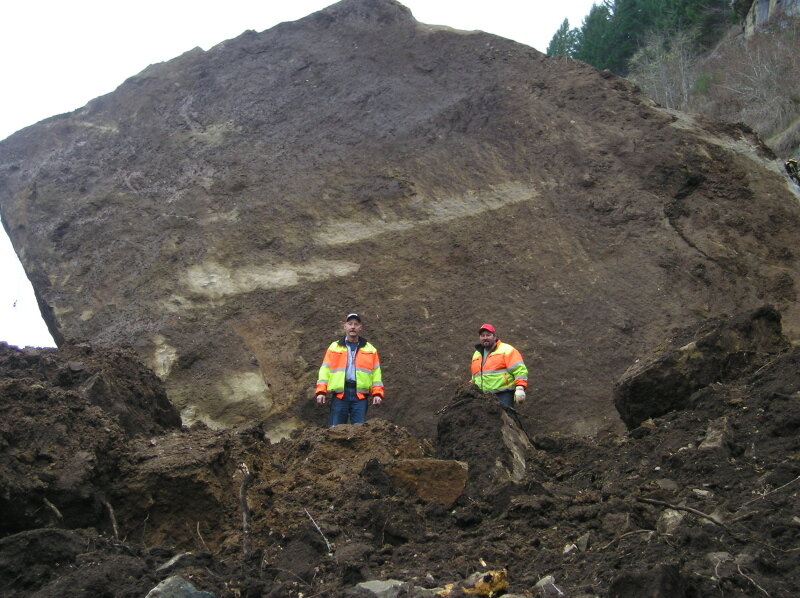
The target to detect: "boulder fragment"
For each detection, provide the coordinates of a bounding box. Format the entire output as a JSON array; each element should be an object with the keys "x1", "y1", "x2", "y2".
[
  {"x1": 384, "y1": 458, "x2": 468, "y2": 508},
  {"x1": 533, "y1": 575, "x2": 566, "y2": 597},
  {"x1": 654, "y1": 478, "x2": 680, "y2": 493},
  {"x1": 656, "y1": 508, "x2": 686, "y2": 535},
  {"x1": 144, "y1": 576, "x2": 215, "y2": 598},
  {"x1": 614, "y1": 306, "x2": 789, "y2": 429},
  {"x1": 351, "y1": 579, "x2": 405, "y2": 598},
  {"x1": 698, "y1": 416, "x2": 733, "y2": 457}
]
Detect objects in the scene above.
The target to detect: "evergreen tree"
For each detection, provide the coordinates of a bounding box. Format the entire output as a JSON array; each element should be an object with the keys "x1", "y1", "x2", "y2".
[
  {"x1": 568, "y1": 0, "x2": 732, "y2": 74},
  {"x1": 573, "y1": 3, "x2": 615, "y2": 70},
  {"x1": 546, "y1": 18, "x2": 579, "y2": 57}
]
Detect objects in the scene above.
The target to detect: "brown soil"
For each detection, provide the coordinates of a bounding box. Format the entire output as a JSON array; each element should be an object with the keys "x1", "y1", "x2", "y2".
[
  {"x1": 2, "y1": 309, "x2": 800, "y2": 597},
  {"x1": 2, "y1": 0, "x2": 799, "y2": 444},
  {"x1": 1, "y1": 2, "x2": 799, "y2": 596}
]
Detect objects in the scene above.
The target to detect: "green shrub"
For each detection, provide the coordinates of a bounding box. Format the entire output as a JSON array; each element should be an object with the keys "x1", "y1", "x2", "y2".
[{"x1": 692, "y1": 73, "x2": 713, "y2": 95}]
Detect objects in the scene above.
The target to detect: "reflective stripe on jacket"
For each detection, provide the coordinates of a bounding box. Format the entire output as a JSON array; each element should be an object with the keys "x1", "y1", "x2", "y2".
[
  {"x1": 471, "y1": 340, "x2": 528, "y2": 393},
  {"x1": 316, "y1": 337, "x2": 384, "y2": 400}
]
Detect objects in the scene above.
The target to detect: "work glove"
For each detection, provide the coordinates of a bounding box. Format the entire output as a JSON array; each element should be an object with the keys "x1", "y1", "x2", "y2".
[
  {"x1": 514, "y1": 386, "x2": 526, "y2": 405},
  {"x1": 315, "y1": 393, "x2": 326, "y2": 404},
  {"x1": 372, "y1": 395, "x2": 382, "y2": 406}
]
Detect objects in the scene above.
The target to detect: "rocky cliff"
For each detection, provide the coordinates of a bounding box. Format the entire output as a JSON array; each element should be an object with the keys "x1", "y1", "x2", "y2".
[
  {"x1": 734, "y1": 0, "x2": 800, "y2": 36},
  {"x1": 1, "y1": 0, "x2": 799, "y2": 438}
]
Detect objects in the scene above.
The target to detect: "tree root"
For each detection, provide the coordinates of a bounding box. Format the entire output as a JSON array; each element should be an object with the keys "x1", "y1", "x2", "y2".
[
  {"x1": 239, "y1": 463, "x2": 254, "y2": 555},
  {"x1": 43, "y1": 497, "x2": 63, "y2": 521}
]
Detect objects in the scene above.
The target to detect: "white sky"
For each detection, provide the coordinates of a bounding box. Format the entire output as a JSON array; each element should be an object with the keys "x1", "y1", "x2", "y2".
[{"x1": 0, "y1": 0, "x2": 597, "y2": 348}]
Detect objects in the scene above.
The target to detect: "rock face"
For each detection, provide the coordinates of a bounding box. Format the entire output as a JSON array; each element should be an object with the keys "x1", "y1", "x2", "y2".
[
  {"x1": 735, "y1": 0, "x2": 800, "y2": 36},
  {"x1": 1, "y1": 0, "x2": 800, "y2": 438}
]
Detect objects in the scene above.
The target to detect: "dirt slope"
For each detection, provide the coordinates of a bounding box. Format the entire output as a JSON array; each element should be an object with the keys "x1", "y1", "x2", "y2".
[
  {"x1": 1, "y1": 0, "x2": 799, "y2": 441},
  {"x1": 1, "y1": 307, "x2": 799, "y2": 597}
]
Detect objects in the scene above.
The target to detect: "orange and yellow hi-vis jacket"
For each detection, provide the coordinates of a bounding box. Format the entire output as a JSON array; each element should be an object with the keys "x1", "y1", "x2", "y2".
[
  {"x1": 316, "y1": 337, "x2": 384, "y2": 400},
  {"x1": 471, "y1": 340, "x2": 528, "y2": 393}
]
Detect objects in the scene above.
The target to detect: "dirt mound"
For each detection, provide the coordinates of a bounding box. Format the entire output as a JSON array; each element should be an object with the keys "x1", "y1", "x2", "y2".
[
  {"x1": 436, "y1": 383, "x2": 543, "y2": 496},
  {"x1": 2, "y1": 307, "x2": 800, "y2": 596},
  {"x1": 0, "y1": 341, "x2": 180, "y2": 536}
]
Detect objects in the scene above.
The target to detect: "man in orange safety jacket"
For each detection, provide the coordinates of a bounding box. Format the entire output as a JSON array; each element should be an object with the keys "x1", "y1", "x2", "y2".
[
  {"x1": 315, "y1": 312, "x2": 384, "y2": 426},
  {"x1": 471, "y1": 323, "x2": 528, "y2": 407}
]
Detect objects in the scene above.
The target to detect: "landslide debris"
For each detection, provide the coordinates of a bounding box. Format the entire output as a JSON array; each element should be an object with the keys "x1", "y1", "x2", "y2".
[
  {"x1": 0, "y1": 341, "x2": 180, "y2": 536},
  {"x1": 614, "y1": 304, "x2": 790, "y2": 429},
  {"x1": 2, "y1": 307, "x2": 800, "y2": 597}
]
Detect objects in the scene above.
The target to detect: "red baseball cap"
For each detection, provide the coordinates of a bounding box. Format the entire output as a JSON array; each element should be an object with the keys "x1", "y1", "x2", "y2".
[{"x1": 478, "y1": 323, "x2": 496, "y2": 334}]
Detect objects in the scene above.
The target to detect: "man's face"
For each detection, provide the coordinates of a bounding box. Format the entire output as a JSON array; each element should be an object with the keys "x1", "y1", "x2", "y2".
[
  {"x1": 479, "y1": 330, "x2": 497, "y2": 348},
  {"x1": 344, "y1": 318, "x2": 363, "y2": 339}
]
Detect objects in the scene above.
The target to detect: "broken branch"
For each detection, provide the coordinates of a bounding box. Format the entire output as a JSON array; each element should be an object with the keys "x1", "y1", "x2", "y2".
[
  {"x1": 196, "y1": 521, "x2": 210, "y2": 552},
  {"x1": 740, "y1": 475, "x2": 800, "y2": 508},
  {"x1": 737, "y1": 563, "x2": 770, "y2": 597},
  {"x1": 636, "y1": 497, "x2": 728, "y2": 529},
  {"x1": 304, "y1": 508, "x2": 333, "y2": 554},
  {"x1": 435, "y1": 398, "x2": 472, "y2": 415}
]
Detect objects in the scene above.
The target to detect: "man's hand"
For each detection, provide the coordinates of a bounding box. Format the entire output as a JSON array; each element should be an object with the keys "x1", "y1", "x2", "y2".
[
  {"x1": 514, "y1": 386, "x2": 526, "y2": 404},
  {"x1": 315, "y1": 393, "x2": 326, "y2": 404},
  {"x1": 371, "y1": 395, "x2": 382, "y2": 406}
]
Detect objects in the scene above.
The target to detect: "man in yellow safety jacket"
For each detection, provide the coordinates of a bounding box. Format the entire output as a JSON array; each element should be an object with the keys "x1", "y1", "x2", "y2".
[
  {"x1": 471, "y1": 323, "x2": 528, "y2": 407},
  {"x1": 315, "y1": 312, "x2": 384, "y2": 426}
]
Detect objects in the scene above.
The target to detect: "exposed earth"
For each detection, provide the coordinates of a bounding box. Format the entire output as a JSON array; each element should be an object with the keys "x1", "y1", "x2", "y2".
[
  {"x1": 2, "y1": 306, "x2": 799, "y2": 597},
  {"x1": 1, "y1": 0, "x2": 800, "y2": 443},
  {"x1": 2, "y1": 0, "x2": 800, "y2": 595}
]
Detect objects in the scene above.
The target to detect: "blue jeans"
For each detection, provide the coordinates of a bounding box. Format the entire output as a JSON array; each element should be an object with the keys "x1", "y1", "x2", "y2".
[
  {"x1": 495, "y1": 390, "x2": 514, "y2": 407},
  {"x1": 328, "y1": 387, "x2": 368, "y2": 426}
]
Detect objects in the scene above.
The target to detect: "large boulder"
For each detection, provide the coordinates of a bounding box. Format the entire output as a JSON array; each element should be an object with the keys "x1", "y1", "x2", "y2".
[
  {"x1": 613, "y1": 305, "x2": 790, "y2": 429},
  {"x1": 1, "y1": 0, "x2": 799, "y2": 438}
]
